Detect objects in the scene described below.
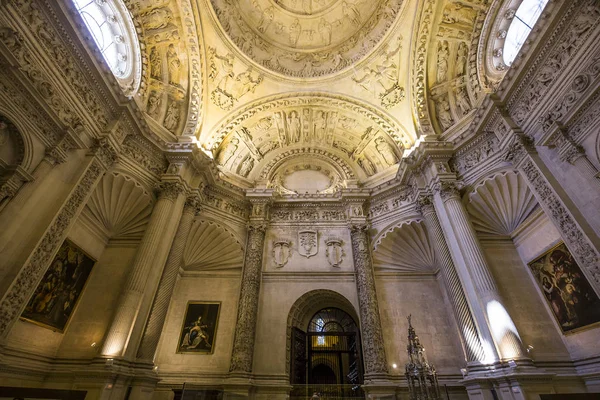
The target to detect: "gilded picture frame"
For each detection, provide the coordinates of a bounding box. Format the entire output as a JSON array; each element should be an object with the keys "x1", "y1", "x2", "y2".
[
  {"x1": 527, "y1": 242, "x2": 600, "y2": 334},
  {"x1": 177, "y1": 301, "x2": 221, "y2": 354},
  {"x1": 20, "y1": 239, "x2": 96, "y2": 333}
]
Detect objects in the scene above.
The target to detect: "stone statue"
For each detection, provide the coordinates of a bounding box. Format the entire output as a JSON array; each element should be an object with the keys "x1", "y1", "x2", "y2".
[
  {"x1": 239, "y1": 157, "x2": 254, "y2": 177},
  {"x1": 219, "y1": 138, "x2": 239, "y2": 165},
  {"x1": 166, "y1": 44, "x2": 181, "y2": 86},
  {"x1": 149, "y1": 47, "x2": 161, "y2": 80},
  {"x1": 375, "y1": 138, "x2": 398, "y2": 166},
  {"x1": 455, "y1": 87, "x2": 471, "y2": 116},
  {"x1": 313, "y1": 111, "x2": 327, "y2": 141},
  {"x1": 163, "y1": 101, "x2": 180, "y2": 132},
  {"x1": 146, "y1": 91, "x2": 161, "y2": 117},
  {"x1": 342, "y1": 1, "x2": 361, "y2": 26},
  {"x1": 456, "y1": 42, "x2": 468, "y2": 77},
  {"x1": 287, "y1": 111, "x2": 301, "y2": 143},
  {"x1": 436, "y1": 41, "x2": 449, "y2": 84},
  {"x1": 436, "y1": 97, "x2": 453, "y2": 130},
  {"x1": 358, "y1": 155, "x2": 376, "y2": 176},
  {"x1": 257, "y1": 6, "x2": 274, "y2": 33},
  {"x1": 289, "y1": 19, "x2": 302, "y2": 47},
  {"x1": 319, "y1": 18, "x2": 332, "y2": 45}
]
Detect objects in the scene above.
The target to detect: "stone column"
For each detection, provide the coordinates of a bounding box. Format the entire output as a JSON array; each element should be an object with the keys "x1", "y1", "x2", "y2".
[
  {"x1": 136, "y1": 195, "x2": 202, "y2": 362},
  {"x1": 505, "y1": 136, "x2": 600, "y2": 293},
  {"x1": 435, "y1": 182, "x2": 528, "y2": 361},
  {"x1": 0, "y1": 142, "x2": 117, "y2": 339},
  {"x1": 349, "y1": 224, "x2": 388, "y2": 377},
  {"x1": 416, "y1": 195, "x2": 487, "y2": 364},
  {"x1": 101, "y1": 181, "x2": 186, "y2": 358},
  {"x1": 229, "y1": 222, "x2": 267, "y2": 374}
]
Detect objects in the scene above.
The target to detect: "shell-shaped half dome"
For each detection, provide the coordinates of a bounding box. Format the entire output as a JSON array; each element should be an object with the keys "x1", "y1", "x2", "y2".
[
  {"x1": 467, "y1": 171, "x2": 538, "y2": 236},
  {"x1": 373, "y1": 221, "x2": 436, "y2": 272},
  {"x1": 183, "y1": 220, "x2": 245, "y2": 270}
]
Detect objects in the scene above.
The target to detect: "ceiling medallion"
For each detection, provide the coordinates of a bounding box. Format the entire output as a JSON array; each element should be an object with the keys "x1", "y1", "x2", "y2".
[{"x1": 210, "y1": 0, "x2": 403, "y2": 78}]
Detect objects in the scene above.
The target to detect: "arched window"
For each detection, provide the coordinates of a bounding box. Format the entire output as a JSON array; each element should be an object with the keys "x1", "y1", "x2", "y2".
[
  {"x1": 502, "y1": 0, "x2": 549, "y2": 65},
  {"x1": 72, "y1": 0, "x2": 141, "y2": 94}
]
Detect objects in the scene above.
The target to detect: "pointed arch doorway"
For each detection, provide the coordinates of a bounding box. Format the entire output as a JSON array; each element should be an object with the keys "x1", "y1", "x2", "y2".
[{"x1": 287, "y1": 290, "x2": 364, "y2": 399}]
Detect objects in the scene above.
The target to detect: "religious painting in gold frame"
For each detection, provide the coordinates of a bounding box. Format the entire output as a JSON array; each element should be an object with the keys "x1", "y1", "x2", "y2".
[
  {"x1": 528, "y1": 242, "x2": 600, "y2": 334},
  {"x1": 20, "y1": 239, "x2": 95, "y2": 332},
  {"x1": 177, "y1": 301, "x2": 221, "y2": 354}
]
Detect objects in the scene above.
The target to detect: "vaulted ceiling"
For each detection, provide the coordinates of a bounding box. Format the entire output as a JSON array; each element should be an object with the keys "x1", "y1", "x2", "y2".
[{"x1": 129, "y1": 0, "x2": 495, "y2": 191}]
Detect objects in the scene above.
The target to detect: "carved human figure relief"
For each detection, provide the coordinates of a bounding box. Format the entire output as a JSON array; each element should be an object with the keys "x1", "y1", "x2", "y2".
[
  {"x1": 239, "y1": 156, "x2": 254, "y2": 177},
  {"x1": 313, "y1": 111, "x2": 327, "y2": 141},
  {"x1": 358, "y1": 155, "x2": 376, "y2": 176},
  {"x1": 325, "y1": 238, "x2": 344, "y2": 267},
  {"x1": 141, "y1": 7, "x2": 173, "y2": 30},
  {"x1": 318, "y1": 18, "x2": 332, "y2": 45},
  {"x1": 298, "y1": 230, "x2": 318, "y2": 258},
  {"x1": 442, "y1": 3, "x2": 476, "y2": 25},
  {"x1": 219, "y1": 138, "x2": 239, "y2": 165},
  {"x1": 302, "y1": 109, "x2": 311, "y2": 142},
  {"x1": 163, "y1": 100, "x2": 180, "y2": 132},
  {"x1": 455, "y1": 42, "x2": 468, "y2": 77},
  {"x1": 287, "y1": 111, "x2": 301, "y2": 143},
  {"x1": 289, "y1": 19, "x2": 302, "y2": 47},
  {"x1": 166, "y1": 44, "x2": 181, "y2": 86},
  {"x1": 146, "y1": 91, "x2": 162, "y2": 118},
  {"x1": 375, "y1": 137, "x2": 398, "y2": 166},
  {"x1": 455, "y1": 86, "x2": 471, "y2": 116},
  {"x1": 436, "y1": 96, "x2": 453, "y2": 130},
  {"x1": 257, "y1": 6, "x2": 275, "y2": 33},
  {"x1": 273, "y1": 240, "x2": 292, "y2": 268},
  {"x1": 274, "y1": 112, "x2": 287, "y2": 146},
  {"x1": 149, "y1": 47, "x2": 162, "y2": 80},
  {"x1": 436, "y1": 41, "x2": 449, "y2": 84},
  {"x1": 342, "y1": 1, "x2": 361, "y2": 26}
]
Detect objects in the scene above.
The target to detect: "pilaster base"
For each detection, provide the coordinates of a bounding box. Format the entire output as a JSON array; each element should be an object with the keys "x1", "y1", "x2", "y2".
[
  {"x1": 362, "y1": 376, "x2": 398, "y2": 400},
  {"x1": 462, "y1": 368, "x2": 557, "y2": 400},
  {"x1": 223, "y1": 373, "x2": 254, "y2": 399}
]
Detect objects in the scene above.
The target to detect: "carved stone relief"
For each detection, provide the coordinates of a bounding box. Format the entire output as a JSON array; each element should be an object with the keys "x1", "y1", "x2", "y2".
[
  {"x1": 325, "y1": 238, "x2": 345, "y2": 267},
  {"x1": 208, "y1": 47, "x2": 264, "y2": 111},
  {"x1": 209, "y1": 0, "x2": 403, "y2": 78},
  {"x1": 273, "y1": 240, "x2": 292, "y2": 268},
  {"x1": 298, "y1": 229, "x2": 318, "y2": 258}
]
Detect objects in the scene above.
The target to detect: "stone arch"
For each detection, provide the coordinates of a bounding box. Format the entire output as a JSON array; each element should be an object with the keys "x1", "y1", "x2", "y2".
[
  {"x1": 0, "y1": 114, "x2": 34, "y2": 204},
  {"x1": 285, "y1": 289, "x2": 359, "y2": 376}
]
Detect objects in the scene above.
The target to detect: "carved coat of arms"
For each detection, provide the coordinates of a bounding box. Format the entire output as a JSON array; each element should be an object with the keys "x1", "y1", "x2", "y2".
[
  {"x1": 273, "y1": 240, "x2": 291, "y2": 268},
  {"x1": 298, "y1": 230, "x2": 318, "y2": 258},
  {"x1": 325, "y1": 238, "x2": 344, "y2": 267}
]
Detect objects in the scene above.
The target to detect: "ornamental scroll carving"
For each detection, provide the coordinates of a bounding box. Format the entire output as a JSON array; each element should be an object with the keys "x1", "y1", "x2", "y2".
[
  {"x1": 229, "y1": 224, "x2": 267, "y2": 373},
  {"x1": 0, "y1": 157, "x2": 108, "y2": 337},
  {"x1": 349, "y1": 224, "x2": 388, "y2": 375}
]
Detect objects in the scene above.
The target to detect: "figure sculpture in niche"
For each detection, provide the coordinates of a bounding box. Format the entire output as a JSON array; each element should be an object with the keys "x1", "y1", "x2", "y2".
[
  {"x1": 146, "y1": 91, "x2": 162, "y2": 117},
  {"x1": 375, "y1": 137, "x2": 398, "y2": 166},
  {"x1": 167, "y1": 44, "x2": 181, "y2": 86},
  {"x1": 455, "y1": 42, "x2": 468, "y2": 76},
  {"x1": 163, "y1": 100, "x2": 180, "y2": 132},
  {"x1": 318, "y1": 18, "x2": 332, "y2": 45},
  {"x1": 455, "y1": 87, "x2": 471, "y2": 116},
  {"x1": 289, "y1": 19, "x2": 302, "y2": 47},
  {"x1": 357, "y1": 155, "x2": 376, "y2": 176},
  {"x1": 239, "y1": 157, "x2": 254, "y2": 177},
  {"x1": 436, "y1": 41, "x2": 449, "y2": 84},
  {"x1": 149, "y1": 47, "x2": 162, "y2": 80},
  {"x1": 218, "y1": 138, "x2": 238, "y2": 166},
  {"x1": 313, "y1": 111, "x2": 327, "y2": 141},
  {"x1": 288, "y1": 111, "x2": 302, "y2": 143},
  {"x1": 436, "y1": 97, "x2": 453, "y2": 130}
]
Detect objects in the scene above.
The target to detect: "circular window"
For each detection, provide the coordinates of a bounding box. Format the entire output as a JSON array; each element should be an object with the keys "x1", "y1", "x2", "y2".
[
  {"x1": 73, "y1": 0, "x2": 141, "y2": 94},
  {"x1": 502, "y1": 0, "x2": 548, "y2": 65}
]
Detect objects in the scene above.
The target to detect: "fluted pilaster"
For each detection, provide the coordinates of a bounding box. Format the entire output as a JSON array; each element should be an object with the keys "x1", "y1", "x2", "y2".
[
  {"x1": 229, "y1": 223, "x2": 267, "y2": 374},
  {"x1": 349, "y1": 224, "x2": 388, "y2": 376},
  {"x1": 137, "y1": 196, "x2": 201, "y2": 361},
  {"x1": 436, "y1": 183, "x2": 527, "y2": 361},
  {"x1": 101, "y1": 181, "x2": 186, "y2": 357},
  {"x1": 417, "y1": 195, "x2": 485, "y2": 363}
]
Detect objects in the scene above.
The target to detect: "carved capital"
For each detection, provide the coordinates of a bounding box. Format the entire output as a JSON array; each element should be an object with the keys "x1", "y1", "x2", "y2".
[
  {"x1": 155, "y1": 181, "x2": 186, "y2": 201},
  {"x1": 503, "y1": 134, "x2": 535, "y2": 167},
  {"x1": 559, "y1": 142, "x2": 585, "y2": 165},
  {"x1": 92, "y1": 138, "x2": 119, "y2": 168},
  {"x1": 183, "y1": 195, "x2": 203, "y2": 216},
  {"x1": 415, "y1": 194, "x2": 435, "y2": 216},
  {"x1": 435, "y1": 181, "x2": 460, "y2": 202}
]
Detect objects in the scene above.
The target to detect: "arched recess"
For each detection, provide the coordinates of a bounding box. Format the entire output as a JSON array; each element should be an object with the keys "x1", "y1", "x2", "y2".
[
  {"x1": 182, "y1": 219, "x2": 244, "y2": 271},
  {"x1": 83, "y1": 171, "x2": 154, "y2": 242},
  {"x1": 286, "y1": 289, "x2": 359, "y2": 377},
  {"x1": 372, "y1": 220, "x2": 436, "y2": 273},
  {"x1": 0, "y1": 114, "x2": 34, "y2": 205},
  {"x1": 466, "y1": 170, "x2": 538, "y2": 236}
]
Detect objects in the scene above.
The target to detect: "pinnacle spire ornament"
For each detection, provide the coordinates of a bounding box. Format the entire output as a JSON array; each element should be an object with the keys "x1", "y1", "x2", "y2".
[{"x1": 405, "y1": 315, "x2": 441, "y2": 400}]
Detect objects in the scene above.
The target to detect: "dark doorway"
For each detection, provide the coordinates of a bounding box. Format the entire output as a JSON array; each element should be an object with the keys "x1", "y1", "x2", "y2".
[{"x1": 290, "y1": 307, "x2": 364, "y2": 399}]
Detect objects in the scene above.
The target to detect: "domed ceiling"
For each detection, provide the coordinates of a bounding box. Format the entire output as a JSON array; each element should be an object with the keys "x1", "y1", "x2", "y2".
[
  {"x1": 132, "y1": 0, "x2": 493, "y2": 191},
  {"x1": 209, "y1": 0, "x2": 403, "y2": 78}
]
